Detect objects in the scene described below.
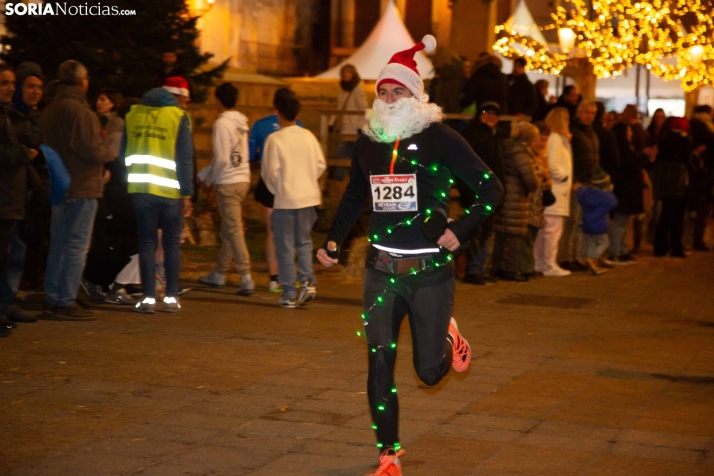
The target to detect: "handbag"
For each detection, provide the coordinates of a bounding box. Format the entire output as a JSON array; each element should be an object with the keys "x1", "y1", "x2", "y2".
[{"x1": 541, "y1": 188, "x2": 556, "y2": 207}]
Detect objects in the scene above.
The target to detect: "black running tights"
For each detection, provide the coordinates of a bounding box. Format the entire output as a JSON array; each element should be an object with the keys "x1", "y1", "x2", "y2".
[{"x1": 362, "y1": 265, "x2": 454, "y2": 452}]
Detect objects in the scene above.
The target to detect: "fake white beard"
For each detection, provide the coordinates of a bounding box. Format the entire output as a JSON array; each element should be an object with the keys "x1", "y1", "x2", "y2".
[{"x1": 362, "y1": 97, "x2": 444, "y2": 143}]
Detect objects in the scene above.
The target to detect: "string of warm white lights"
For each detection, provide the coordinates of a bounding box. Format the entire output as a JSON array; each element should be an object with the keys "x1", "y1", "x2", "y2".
[{"x1": 494, "y1": 0, "x2": 714, "y2": 91}]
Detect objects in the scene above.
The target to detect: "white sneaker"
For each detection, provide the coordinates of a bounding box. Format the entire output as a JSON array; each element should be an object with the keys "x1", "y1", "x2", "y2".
[
  {"x1": 278, "y1": 296, "x2": 296, "y2": 309},
  {"x1": 534, "y1": 260, "x2": 543, "y2": 273},
  {"x1": 297, "y1": 281, "x2": 316, "y2": 306},
  {"x1": 268, "y1": 280, "x2": 281, "y2": 293},
  {"x1": 543, "y1": 263, "x2": 571, "y2": 277},
  {"x1": 199, "y1": 272, "x2": 225, "y2": 288}
]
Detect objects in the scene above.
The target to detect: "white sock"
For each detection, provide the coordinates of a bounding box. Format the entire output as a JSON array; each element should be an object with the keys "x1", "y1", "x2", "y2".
[{"x1": 242, "y1": 274, "x2": 253, "y2": 283}]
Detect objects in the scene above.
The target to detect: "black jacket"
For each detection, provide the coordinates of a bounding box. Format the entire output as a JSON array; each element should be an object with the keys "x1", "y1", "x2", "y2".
[
  {"x1": 652, "y1": 131, "x2": 692, "y2": 200},
  {"x1": 613, "y1": 141, "x2": 648, "y2": 214},
  {"x1": 594, "y1": 124, "x2": 620, "y2": 183},
  {"x1": 507, "y1": 73, "x2": 536, "y2": 117},
  {"x1": 571, "y1": 118, "x2": 600, "y2": 184},
  {"x1": 0, "y1": 103, "x2": 32, "y2": 220},
  {"x1": 460, "y1": 63, "x2": 508, "y2": 114},
  {"x1": 326, "y1": 122, "x2": 504, "y2": 251},
  {"x1": 533, "y1": 92, "x2": 550, "y2": 122}
]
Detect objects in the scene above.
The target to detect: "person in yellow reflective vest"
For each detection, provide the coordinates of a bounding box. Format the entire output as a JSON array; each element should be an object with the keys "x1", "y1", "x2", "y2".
[{"x1": 120, "y1": 87, "x2": 193, "y2": 313}]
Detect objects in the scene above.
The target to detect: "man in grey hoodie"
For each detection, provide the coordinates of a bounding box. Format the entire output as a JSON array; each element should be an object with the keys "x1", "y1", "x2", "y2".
[
  {"x1": 197, "y1": 83, "x2": 254, "y2": 295},
  {"x1": 121, "y1": 88, "x2": 193, "y2": 314}
]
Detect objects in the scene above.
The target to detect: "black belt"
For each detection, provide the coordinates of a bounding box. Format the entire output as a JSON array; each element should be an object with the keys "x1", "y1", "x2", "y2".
[{"x1": 367, "y1": 247, "x2": 440, "y2": 276}]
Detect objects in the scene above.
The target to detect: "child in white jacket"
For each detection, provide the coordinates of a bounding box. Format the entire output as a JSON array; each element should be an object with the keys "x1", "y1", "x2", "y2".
[{"x1": 262, "y1": 96, "x2": 326, "y2": 308}]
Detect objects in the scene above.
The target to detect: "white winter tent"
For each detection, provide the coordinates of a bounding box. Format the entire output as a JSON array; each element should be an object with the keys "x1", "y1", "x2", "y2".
[{"x1": 316, "y1": 0, "x2": 434, "y2": 80}]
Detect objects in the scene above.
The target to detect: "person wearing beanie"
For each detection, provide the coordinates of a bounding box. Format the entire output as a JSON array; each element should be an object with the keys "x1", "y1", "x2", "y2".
[
  {"x1": 460, "y1": 52, "x2": 509, "y2": 114},
  {"x1": 0, "y1": 62, "x2": 47, "y2": 326},
  {"x1": 576, "y1": 166, "x2": 618, "y2": 274},
  {"x1": 329, "y1": 64, "x2": 367, "y2": 181},
  {"x1": 652, "y1": 117, "x2": 693, "y2": 257},
  {"x1": 316, "y1": 35, "x2": 504, "y2": 476}
]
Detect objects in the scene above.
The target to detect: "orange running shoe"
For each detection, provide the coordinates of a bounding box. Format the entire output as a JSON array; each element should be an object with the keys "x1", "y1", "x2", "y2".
[
  {"x1": 449, "y1": 317, "x2": 471, "y2": 372},
  {"x1": 368, "y1": 449, "x2": 405, "y2": 476}
]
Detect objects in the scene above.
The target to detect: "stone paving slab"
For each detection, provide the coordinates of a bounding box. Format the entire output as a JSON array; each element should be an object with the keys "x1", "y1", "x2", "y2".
[{"x1": 1, "y1": 249, "x2": 714, "y2": 475}]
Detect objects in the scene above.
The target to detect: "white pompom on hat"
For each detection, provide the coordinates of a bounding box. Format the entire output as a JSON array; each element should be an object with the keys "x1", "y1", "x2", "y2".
[{"x1": 376, "y1": 34, "x2": 437, "y2": 100}]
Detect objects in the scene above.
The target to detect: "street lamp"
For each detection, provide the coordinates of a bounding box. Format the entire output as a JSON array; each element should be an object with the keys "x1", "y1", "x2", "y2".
[
  {"x1": 558, "y1": 28, "x2": 576, "y2": 54},
  {"x1": 689, "y1": 45, "x2": 704, "y2": 66}
]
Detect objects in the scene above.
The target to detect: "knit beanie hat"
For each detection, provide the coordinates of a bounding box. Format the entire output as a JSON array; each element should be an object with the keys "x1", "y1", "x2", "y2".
[
  {"x1": 16, "y1": 62, "x2": 45, "y2": 84},
  {"x1": 163, "y1": 76, "x2": 190, "y2": 99},
  {"x1": 376, "y1": 35, "x2": 437, "y2": 100},
  {"x1": 591, "y1": 166, "x2": 612, "y2": 190}
]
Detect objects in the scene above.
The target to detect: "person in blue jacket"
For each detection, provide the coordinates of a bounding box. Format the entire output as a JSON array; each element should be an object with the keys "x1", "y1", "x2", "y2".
[
  {"x1": 575, "y1": 166, "x2": 618, "y2": 275},
  {"x1": 248, "y1": 87, "x2": 303, "y2": 293}
]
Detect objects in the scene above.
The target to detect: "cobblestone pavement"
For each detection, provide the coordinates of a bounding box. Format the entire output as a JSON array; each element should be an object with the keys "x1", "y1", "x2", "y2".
[{"x1": 1, "y1": 250, "x2": 713, "y2": 475}]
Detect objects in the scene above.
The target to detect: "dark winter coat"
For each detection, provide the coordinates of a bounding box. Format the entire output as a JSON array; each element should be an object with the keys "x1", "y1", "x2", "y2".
[
  {"x1": 594, "y1": 124, "x2": 620, "y2": 183},
  {"x1": 689, "y1": 114, "x2": 714, "y2": 198},
  {"x1": 39, "y1": 84, "x2": 115, "y2": 199},
  {"x1": 533, "y1": 91, "x2": 550, "y2": 122},
  {"x1": 460, "y1": 120, "x2": 505, "y2": 183},
  {"x1": 507, "y1": 73, "x2": 536, "y2": 117},
  {"x1": 0, "y1": 103, "x2": 32, "y2": 220},
  {"x1": 630, "y1": 122, "x2": 649, "y2": 153},
  {"x1": 549, "y1": 96, "x2": 578, "y2": 120},
  {"x1": 652, "y1": 131, "x2": 692, "y2": 200},
  {"x1": 571, "y1": 118, "x2": 600, "y2": 184},
  {"x1": 612, "y1": 124, "x2": 648, "y2": 214},
  {"x1": 460, "y1": 63, "x2": 508, "y2": 114},
  {"x1": 494, "y1": 139, "x2": 539, "y2": 236},
  {"x1": 576, "y1": 187, "x2": 618, "y2": 235}
]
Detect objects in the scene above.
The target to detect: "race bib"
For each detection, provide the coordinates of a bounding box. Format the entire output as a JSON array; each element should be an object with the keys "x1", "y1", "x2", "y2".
[{"x1": 371, "y1": 174, "x2": 418, "y2": 212}]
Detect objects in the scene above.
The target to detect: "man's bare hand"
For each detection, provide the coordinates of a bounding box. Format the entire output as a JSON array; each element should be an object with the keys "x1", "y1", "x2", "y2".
[
  {"x1": 180, "y1": 198, "x2": 193, "y2": 218},
  {"x1": 29, "y1": 149, "x2": 39, "y2": 160},
  {"x1": 437, "y1": 228, "x2": 460, "y2": 251},
  {"x1": 317, "y1": 241, "x2": 339, "y2": 267}
]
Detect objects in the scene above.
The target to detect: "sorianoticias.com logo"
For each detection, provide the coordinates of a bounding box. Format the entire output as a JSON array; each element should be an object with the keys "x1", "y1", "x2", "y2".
[{"x1": 5, "y1": 2, "x2": 136, "y2": 16}]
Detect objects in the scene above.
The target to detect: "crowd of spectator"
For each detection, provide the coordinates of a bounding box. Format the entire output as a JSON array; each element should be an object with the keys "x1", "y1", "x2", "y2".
[
  {"x1": 439, "y1": 53, "x2": 714, "y2": 284},
  {"x1": 2, "y1": 51, "x2": 713, "y2": 337}
]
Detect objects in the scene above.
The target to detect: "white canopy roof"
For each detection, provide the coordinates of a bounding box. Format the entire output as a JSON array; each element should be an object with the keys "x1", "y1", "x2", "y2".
[
  {"x1": 505, "y1": 0, "x2": 547, "y2": 45},
  {"x1": 316, "y1": 0, "x2": 434, "y2": 80}
]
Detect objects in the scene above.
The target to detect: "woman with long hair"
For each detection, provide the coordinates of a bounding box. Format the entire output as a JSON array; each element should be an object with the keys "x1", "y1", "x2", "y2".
[{"x1": 534, "y1": 107, "x2": 573, "y2": 277}]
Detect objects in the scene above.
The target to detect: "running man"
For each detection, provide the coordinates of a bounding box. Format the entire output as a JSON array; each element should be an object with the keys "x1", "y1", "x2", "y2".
[{"x1": 316, "y1": 35, "x2": 504, "y2": 475}]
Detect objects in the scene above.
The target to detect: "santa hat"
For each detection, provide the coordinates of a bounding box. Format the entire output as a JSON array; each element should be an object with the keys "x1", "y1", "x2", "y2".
[
  {"x1": 376, "y1": 34, "x2": 437, "y2": 100},
  {"x1": 163, "y1": 76, "x2": 190, "y2": 99}
]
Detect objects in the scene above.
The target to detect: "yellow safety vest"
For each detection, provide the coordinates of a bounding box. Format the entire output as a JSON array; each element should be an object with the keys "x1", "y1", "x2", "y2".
[{"x1": 124, "y1": 104, "x2": 186, "y2": 199}]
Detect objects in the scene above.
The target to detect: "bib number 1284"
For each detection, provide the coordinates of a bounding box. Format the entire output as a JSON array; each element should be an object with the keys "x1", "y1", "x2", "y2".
[{"x1": 371, "y1": 174, "x2": 418, "y2": 212}]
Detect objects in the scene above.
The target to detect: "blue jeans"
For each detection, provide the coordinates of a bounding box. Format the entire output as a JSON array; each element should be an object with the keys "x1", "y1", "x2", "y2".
[
  {"x1": 0, "y1": 223, "x2": 26, "y2": 312},
  {"x1": 609, "y1": 212, "x2": 631, "y2": 258},
  {"x1": 45, "y1": 198, "x2": 98, "y2": 307},
  {"x1": 582, "y1": 233, "x2": 609, "y2": 259},
  {"x1": 271, "y1": 207, "x2": 317, "y2": 300},
  {"x1": 133, "y1": 193, "x2": 183, "y2": 299}
]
